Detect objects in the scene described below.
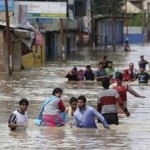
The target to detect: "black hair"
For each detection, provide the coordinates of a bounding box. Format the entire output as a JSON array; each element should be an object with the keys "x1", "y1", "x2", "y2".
[
  {"x1": 103, "y1": 55, "x2": 107, "y2": 59},
  {"x1": 77, "y1": 95, "x2": 86, "y2": 103},
  {"x1": 108, "y1": 61, "x2": 113, "y2": 64},
  {"x1": 19, "y1": 98, "x2": 29, "y2": 105},
  {"x1": 69, "y1": 97, "x2": 77, "y2": 104},
  {"x1": 102, "y1": 77, "x2": 110, "y2": 88},
  {"x1": 115, "y1": 72, "x2": 123, "y2": 80},
  {"x1": 52, "y1": 88, "x2": 63, "y2": 95},
  {"x1": 86, "y1": 65, "x2": 91, "y2": 69},
  {"x1": 98, "y1": 61, "x2": 103, "y2": 65}
]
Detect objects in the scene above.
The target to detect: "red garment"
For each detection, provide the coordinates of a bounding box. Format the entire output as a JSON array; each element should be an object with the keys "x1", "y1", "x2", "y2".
[
  {"x1": 113, "y1": 84, "x2": 127, "y2": 102},
  {"x1": 58, "y1": 100, "x2": 65, "y2": 112},
  {"x1": 123, "y1": 69, "x2": 130, "y2": 81}
]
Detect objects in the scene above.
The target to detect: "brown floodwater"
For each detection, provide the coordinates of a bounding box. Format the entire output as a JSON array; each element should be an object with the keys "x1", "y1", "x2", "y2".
[{"x1": 0, "y1": 44, "x2": 150, "y2": 149}]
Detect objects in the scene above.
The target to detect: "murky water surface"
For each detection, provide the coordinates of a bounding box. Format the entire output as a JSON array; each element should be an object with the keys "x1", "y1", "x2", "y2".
[{"x1": 0, "y1": 44, "x2": 150, "y2": 149}]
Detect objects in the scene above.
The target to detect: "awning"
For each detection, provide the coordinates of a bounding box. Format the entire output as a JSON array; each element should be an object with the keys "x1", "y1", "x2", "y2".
[
  {"x1": 0, "y1": 21, "x2": 37, "y2": 49},
  {"x1": 122, "y1": 1, "x2": 142, "y2": 14},
  {"x1": 14, "y1": 29, "x2": 34, "y2": 49}
]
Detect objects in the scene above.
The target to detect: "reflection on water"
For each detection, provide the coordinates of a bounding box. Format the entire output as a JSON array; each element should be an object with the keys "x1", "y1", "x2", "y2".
[{"x1": 0, "y1": 44, "x2": 150, "y2": 149}]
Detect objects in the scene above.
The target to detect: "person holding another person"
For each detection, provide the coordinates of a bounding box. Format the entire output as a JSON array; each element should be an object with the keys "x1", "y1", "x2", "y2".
[
  {"x1": 97, "y1": 77, "x2": 130, "y2": 125},
  {"x1": 65, "y1": 67, "x2": 78, "y2": 81},
  {"x1": 74, "y1": 95, "x2": 109, "y2": 129},
  {"x1": 8, "y1": 98, "x2": 29, "y2": 131}
]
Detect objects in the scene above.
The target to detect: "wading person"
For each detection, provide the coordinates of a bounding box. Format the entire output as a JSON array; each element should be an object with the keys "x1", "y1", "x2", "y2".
[
  {"x1": 95, "y1": 62, "x2": 107, "y2": 81},
  {"x1": 97, "y1": 77, "x2": 130, "y2": 125},
  {"x1": 84, "y1": 65, "x2": 94, "y2": 80},
  {"x1": 8, "y1": 98, "x2": 29, "y2": 131},
  {"x1": 123, "y1": 63, "x2": 138, "y2": 82},
  {"x1": 65, "y1": 97, "x2": 78, "y2": 128},
  {"x1": 74, "y1": 95, "x2": 109, "y2": 129},
  {"x1": 138, "y1": 55, "x2": 150, "y2": 71},
  {"x1": 35, "y1": 88, "x2": 66, "y2": 127},
  {"x1": 136, "y1": 67, "x2": 150, "y2": 84},
  {"x1": 65, "y1": 97, "x2": 77, "y2": 117},
  {"x1": 65, "y1": 67, "x2": 78, "y2": 81},
  {"x1": 113, "y1": 72, "x2": 145, "y2": 106}
]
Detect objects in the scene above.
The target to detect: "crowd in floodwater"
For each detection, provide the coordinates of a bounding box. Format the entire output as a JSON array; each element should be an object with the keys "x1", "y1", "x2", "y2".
[
  {"x1": 8, "y1": 55, "x2": 149, "y2": 131},
  {"x1": 65, "y1": 55, "x2": 150, "y2": 84}
]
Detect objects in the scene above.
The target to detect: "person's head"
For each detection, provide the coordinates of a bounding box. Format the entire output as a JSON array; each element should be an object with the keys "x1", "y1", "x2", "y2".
[
  {"x1": 115, "y1": 72, "x2": 123, "y2": 85},
  {"x1": 69, "y1": 97, "x2": 77, "y2": 110},
  {"x1": 19, "y1": 98, "x2": 29, "y2": 113},
  {"x1": 108, "y1": 61, "x2": 113, "y2": 68},
  {"x1": 102, "y1": 77, "x2": 110, "y2": 89},
  {"x1": 103, "y1": 55, "x2": 107, "y2": 60},
  {"x1": 140, "y1": 55, "x2": 144, "y2": 61},
  {"x1": 77, "y1": 96, "x2": 86, "y2": 109},
  {"x1": 98, "y1": 62, "x2": 104, "y2": 69},
  {"x1": 78, "y1": 69, "x2": 83, "y2": 74},
  {"x1": 86, "y1": 65, "x2": 91, "y2": 71},
  {"x1": 72, "y1": 67, "x2": 77, "y2": 74},
  {"x1": 52, "y1": 88, "x2": 63, "y2": 98},
  {"x1": 139, "y1": 67, "x2": 145, "y2": 73},
  {"x1": 129, "y1": 63, "x2": 134, "y2": 70}
]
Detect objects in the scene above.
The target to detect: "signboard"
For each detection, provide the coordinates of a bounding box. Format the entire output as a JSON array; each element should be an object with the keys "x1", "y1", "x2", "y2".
[
  {"x1": 0, "y1": 0, "x2": 13, "y2": 11},
  {"x1": 14, "y1": 1, "x2": 67, "y2": 18},
  {"x1": 14, "y1": 4, "x2": 28, "y2": 28}
]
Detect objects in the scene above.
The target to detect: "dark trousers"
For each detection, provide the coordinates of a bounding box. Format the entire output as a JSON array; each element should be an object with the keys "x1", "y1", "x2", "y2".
[{"x1": 102, "y1": 113, "x2": 118, "y2": 125}]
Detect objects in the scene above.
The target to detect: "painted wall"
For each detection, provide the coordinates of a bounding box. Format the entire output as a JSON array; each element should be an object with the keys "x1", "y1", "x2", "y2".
[{"x1": 124, "y1": 26, "x2": 144, "y2": 43}]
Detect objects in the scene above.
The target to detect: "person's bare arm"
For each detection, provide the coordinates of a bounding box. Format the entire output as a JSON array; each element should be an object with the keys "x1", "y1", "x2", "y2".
[
  {"x1": 116, "y1": 97, "x2": 130, "y2": 117},
  {"x1": 127, "y1": 85, "x2": 145, "y2": 98}
]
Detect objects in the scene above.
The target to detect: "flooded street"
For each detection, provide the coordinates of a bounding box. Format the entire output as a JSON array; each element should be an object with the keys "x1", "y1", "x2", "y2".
[{"x1": 0, "y1": 44, "x2": 150, "y2": 149}]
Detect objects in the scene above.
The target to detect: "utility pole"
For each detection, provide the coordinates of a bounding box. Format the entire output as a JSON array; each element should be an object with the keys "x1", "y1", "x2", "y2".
[
  {"x1": 59, "y1": 0, "x2": 65, "y2": 61},
  {"x1": 90, "y1": 0, "x2": 95, "y2": 50},
  {"x1": 111, "y1": 0, "x2": 115, "y2": 51},
  {"x1": 5, "y1": 0, "x2": 12, "y2": 75},
  {"x1": 125, "y1": 0, "x2": 128, "y2": 39},
  {"x1": 60, "y1": 18, "x2": 65, "y2": 61}
]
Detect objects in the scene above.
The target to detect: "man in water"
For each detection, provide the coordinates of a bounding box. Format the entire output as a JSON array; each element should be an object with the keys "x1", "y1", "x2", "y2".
[
  {"x1": 74, "y1": 96, "x2": 109, "y2": 129},
  {"x1": 97, "y1": 77, "x2": 130, "y2": 125},
  {"x1": 8, "y1": 98, "x2": 29, "y2": 131},
  {"x1": 136, "y1": 67, "x2": 150, "y2": 84},
  {"x1": 113, "y1": 72, "x2": 145, "y2": 106},
  {"x1": 138, "y1": 55, "x2": 150, "y2": 71}
]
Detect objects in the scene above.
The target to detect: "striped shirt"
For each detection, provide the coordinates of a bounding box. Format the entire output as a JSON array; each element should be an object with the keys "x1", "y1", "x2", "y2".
[
  {"x1": 8, "y1": 110, "x2": 28, "y2": 130},
  {"x1": 97, "y1": 89, "x2": 120, "y2": 114}
]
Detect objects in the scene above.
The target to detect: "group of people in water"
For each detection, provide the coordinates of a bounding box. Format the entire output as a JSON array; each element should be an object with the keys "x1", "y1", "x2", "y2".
[
  {"x1": 66, "y1": 55, "x2": 150, "y2": 84},
  {"x1": 8, "y1": 55, "x2": 149, "y2": 130}
]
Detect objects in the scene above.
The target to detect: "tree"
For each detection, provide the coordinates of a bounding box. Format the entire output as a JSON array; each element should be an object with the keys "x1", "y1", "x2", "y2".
[{"x1": 93, "y1": 0, "x2": 125, "y2": 15}]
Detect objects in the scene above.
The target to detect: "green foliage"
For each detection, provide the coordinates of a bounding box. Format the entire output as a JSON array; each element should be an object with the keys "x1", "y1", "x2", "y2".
[
  {"x1": 93, "y1": 0, "x2": 125, "y2": 15},
  {"x1": 128, "y1": 13, "x2": 143, "y2": 26}
]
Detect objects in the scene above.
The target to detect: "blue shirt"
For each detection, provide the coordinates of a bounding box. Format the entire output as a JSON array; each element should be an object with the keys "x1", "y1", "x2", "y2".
[{"x1": 74, "y1": 106, "x2": 108, "y2": 128}]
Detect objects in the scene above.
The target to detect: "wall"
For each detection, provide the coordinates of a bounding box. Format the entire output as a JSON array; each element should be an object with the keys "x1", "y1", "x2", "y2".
[
  {"x1": 0, "y1": 31, "x2": 4, "y2": 72},
  {"x1": 124, "y1": 26, "x2": 144, "y2": 43},
  {"x1": 97, "y1": 19, "x2": 124, "y2": 45}
]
